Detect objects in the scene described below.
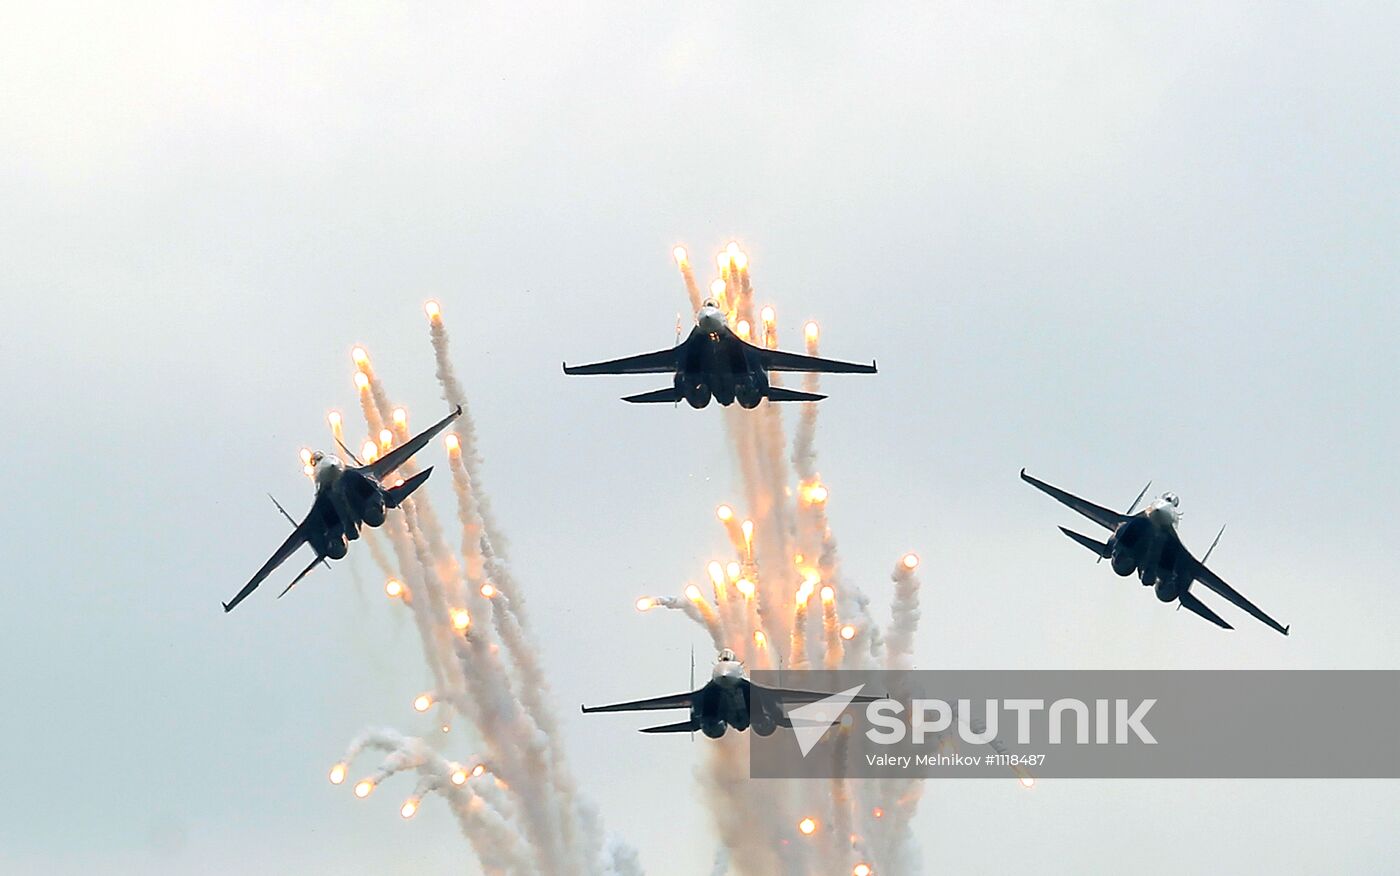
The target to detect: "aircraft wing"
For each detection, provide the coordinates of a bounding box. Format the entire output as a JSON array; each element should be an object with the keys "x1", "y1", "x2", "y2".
[
  {"x1": 581, "y1": 688, "x2": 699, "y2": 713},
  {"x1": 749, "y1": 680, "x2": 883, "y2": 706},
  {"x1": 759, "y1": 347, "x2": 877, "y2": 374},
  {"x1": 1020, "y1": 469, "x2": 1129, "y2": 532},
  {"x1": 562, "y1": 347, "x2": 679, "y2": 375},
  {"x1": 364, "y1": 405, "x2": 462, "y2": 481},
  {"x1": 223, "y1": 493, "x2": 331, "y2": 612},
  {"x1": 1187, "y1": 551, "x2": 1290, "y2": 636}
]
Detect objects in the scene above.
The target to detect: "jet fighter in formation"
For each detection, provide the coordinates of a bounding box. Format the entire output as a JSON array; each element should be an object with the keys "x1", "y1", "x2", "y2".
[
  {"x1": 1021, "y1": 469, "x2": 1290, "y2": 635},
  {"x1": 582, "y1": 649, "x2": 878, "y2": 738},
  {"x1": 563, "y1": 297, "x2": 876, "y2": 408},
  {"x1": 222, "y1": 405, "x2": 462, "y2": 612}
]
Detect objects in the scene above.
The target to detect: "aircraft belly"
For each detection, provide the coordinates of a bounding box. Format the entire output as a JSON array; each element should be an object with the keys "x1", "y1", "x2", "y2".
[{"x1": 721, "y1": 687, "x2": 748, "y2": 726}]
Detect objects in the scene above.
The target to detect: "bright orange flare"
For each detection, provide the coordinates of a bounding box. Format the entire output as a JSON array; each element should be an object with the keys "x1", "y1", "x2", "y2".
[
  {"x1": 798, "y1": 817, "x2": 818, "y2": 836},
  {"x1": 361, "y1": 442, "x2": 378, "y2": 463},
  {"x1": 451, "y1": 608, "x2": 471, "y2": 631},
  {"x1": 327, "y1": 411, "x2": 342, "y2": 429},
  {"x1": 726, "y1": 562, "x2": 741, "y2": 581},
  {"x1": 854, "y1": 865, "x2": 873, "y2": 876},
  {"x1": 424, "y1": 300, "x2": 441, "y2": 321},
  {"x1": 707, "y1": 562, "x2": 725, "y2": 589},
  {"x1": 804, "y1": 321, "x2": 820, "y2": 343},
  {"x1": 480, "y1": 583, "x2": 497, "y2": 598},
  {"x1": 800, "y1": 481, "x2": 829, "y2": 505},
  {"x1": 1020, "y1": 775, "x2": 1035, "y2": 789},
  {"x1": 351, "y1": 347, "x2": 369, "y2": 368},
  {"x1": 872, "y1": 807, "x2": 884, "y2": 819},
  {"x1": 413, "y1": 694, "x2": 433, "y2": 712},
  {"x1": 736, "y1": 578, "x2": 755, "y2": 598},
  {"x1": 760, "y1": 305, "x2": 776, "y2": 325},
  {"x1": 354, "y1": 372, "x2": 370, "y2": 392},
  {"x1": 901, "y1": 552, "x2": 920, "y2": 571},
  {"x1": 716, "y1": 251, "x2": 732, "y2": 271},
  {"x1": 445, "y1": 433, "x2": 461, "y2": 454},
  {"x1": 736, "y1": 319, "x2": 751, "y2": 340},
  {"x1": 733, "y1": 251, "x2": 748, "y2": 271},
  {"x1": 303, "y1": 464, "x2": 315, "y2": 478},
  {"x1": 726, "y1": 241, "x2": 740, "y2": 256},
  {"x1": 710, "y1": 279, "x2": 727, "y2": 298},
  {"x1": 672, "y1": 246, "x2": 688, "y2": 266},
  {"x1": 716, "y1": 504, "x2": 734, "y2": 522},
  {"x1": 840, "y1": 624, "x2": 857, "y2": 640},
  {"x1": 471, "y1": 763, "x2": 486, "y2": 778},
  {"x1": 450, "y1": 767, "x2": 468, "y2": 785},
  {"x1": 684, "y1": 584, "x2": 703, "y2": 602},
  {"x1": 392, "y1": 408, "x2": 407, "y2": 429},
  {"x1": 635, "y1": 597, "x2": 655, "y2": 612},
  {"x1": 299, "y1": 447, "x2": 313, "y2": 465},
  {"x1": 379, "y1": 428, "x2": 394, "y2": 449},
  {"x1": 385, "y1": 578, "x2": 404, "y2": 598},
  {"x1": 353, "y1": 780, "x2": 374, "y2": 799},
  {"x1": 821, "y1": 585, "x2": 835, "y2": 603},
  {"x1": 754, "y1": 630, "x2": 767, "y2": 647},
  {"x1": 741, "y1": 519, "x2": 754, "y2": 544},
  {"x1": 328, "y1": 763, "x2": 347, "y2": 785},
  {"x1": 400, "y1": 798, "x2": 419, "y2": 819}
]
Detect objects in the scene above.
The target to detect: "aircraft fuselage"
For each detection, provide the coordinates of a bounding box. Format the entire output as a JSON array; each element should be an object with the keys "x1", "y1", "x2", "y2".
[
  {"x1": 306, "y1": 455, "x2": 392, "y2": 558},
  {"x1": 690, "y1": 659, "x2": 783, "y2": 737},
  {"x1": 1106, "y1": 499, "x2": 1193, "y2": 601},
  {"x1": 673, "y1": 319, "x2": 770, "y2": 409}
]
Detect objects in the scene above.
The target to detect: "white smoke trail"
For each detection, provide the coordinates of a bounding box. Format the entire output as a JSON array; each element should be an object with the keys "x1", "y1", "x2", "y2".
[
  {"x1": 630, "y1": 243, "x2": 929, "y2": 875},
  {"x1": 885, "y1": 555, "x2": 922, "y2": 672},
  {"x1": 328, "y1": 310, "x2": 638, "y2": 876}
]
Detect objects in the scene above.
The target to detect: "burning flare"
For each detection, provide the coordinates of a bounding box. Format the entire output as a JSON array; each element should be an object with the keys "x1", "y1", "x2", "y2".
[{"x1": 328, "y1": 762, "x2": 347, "y2": 785}]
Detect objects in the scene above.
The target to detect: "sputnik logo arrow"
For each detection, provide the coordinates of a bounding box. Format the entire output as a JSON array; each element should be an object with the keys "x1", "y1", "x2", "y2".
[{"x1": 786, "y1": 684, "x2": 867, "y2": 757}]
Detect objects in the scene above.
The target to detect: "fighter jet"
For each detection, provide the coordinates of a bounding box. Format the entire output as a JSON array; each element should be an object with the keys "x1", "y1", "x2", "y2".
[
  {"x1": 582, "y1": 648, "x2": 877, "y2": 737},
  {"x1": 222, "y1": 405, "x2": 462, "y2": 612},
  {"x1": 562, "y1": 298, "x2": 876, "y2": 407},
  {"x1": 1021, "y1": 469, "x2": 1289, "y2": 635}
]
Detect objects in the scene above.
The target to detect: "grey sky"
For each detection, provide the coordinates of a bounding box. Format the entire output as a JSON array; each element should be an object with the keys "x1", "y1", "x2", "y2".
[{"x1": 2, "y1": 2, "x2": 1397, "y2": 873}]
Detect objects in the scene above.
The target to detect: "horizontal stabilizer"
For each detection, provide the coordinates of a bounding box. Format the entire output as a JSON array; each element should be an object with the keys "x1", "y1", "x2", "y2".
[
  {"x1": 639, "y1": 719, "x2": 701, "y2": 734},
  {"x1": 1058, "y1": 526, "x2": 1111, "y2": 558},
  {"x1": 765, "y1": 387, "x2": 827, "y2": 403},
  {"x1": 1178, "y1": 590, "x2": 1234, "y2": 630},
  {"x1": 622, "y1": 387, "x2": 683, "y2": 404},
  {"x1": 385, "y1": 467, "x2": 433, "y2": 508}
]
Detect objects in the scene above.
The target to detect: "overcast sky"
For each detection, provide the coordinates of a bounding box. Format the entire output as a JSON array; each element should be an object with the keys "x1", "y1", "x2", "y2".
[{"x1": 2, "y1": 3, "x2": 1397, "y2": 874}]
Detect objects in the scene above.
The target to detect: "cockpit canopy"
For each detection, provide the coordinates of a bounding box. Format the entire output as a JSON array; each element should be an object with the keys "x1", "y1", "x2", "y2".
[
  {"x1": 311, "y1": 450, "x2": 325, "y2": 464},
  {"x1": 717, "y1": 648, "x2": 737, "y2": 663},
  {"x1": 1162, "y1": 492, "x2": 1179, "y2": 507},
  {"x1": 702, "y1": 297, "x2": 720, "y2": 309}
]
